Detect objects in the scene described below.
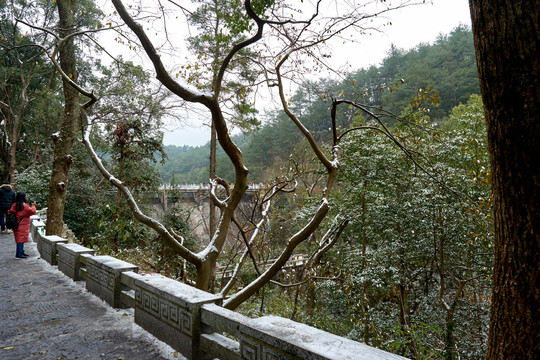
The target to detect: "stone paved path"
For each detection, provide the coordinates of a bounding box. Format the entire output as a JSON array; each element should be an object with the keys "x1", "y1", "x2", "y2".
[{"x1": 0, "y1": 233, "x2": 183, "y2": 360}]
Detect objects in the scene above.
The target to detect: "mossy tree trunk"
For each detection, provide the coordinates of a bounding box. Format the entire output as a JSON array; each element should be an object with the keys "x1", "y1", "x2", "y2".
[{"x1": 46, "y1": 0, "x2": 79, "y2": 235}]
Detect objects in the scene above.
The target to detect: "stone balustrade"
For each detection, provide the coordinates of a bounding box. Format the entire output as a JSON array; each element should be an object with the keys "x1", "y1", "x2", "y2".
[{"x1": 29, "y1": 216, "x2": 407, "y2": 360}]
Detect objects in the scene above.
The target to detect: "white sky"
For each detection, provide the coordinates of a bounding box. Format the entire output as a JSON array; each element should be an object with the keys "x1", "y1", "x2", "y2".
[{"x1": 161, "y1": 0, "x2": 473, "y2": 147}]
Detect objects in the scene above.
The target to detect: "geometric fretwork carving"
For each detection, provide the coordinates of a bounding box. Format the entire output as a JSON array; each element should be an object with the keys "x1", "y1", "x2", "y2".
[
  {"x1": 136, "y1": 288, "x2": 192, "y2": 336},
  {"x1": 240, "y1": 333, "x2": 293, "y2": 360}
]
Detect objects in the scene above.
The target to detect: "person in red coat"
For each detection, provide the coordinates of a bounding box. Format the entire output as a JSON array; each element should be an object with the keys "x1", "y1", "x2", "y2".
[{"x1": 8, "y1": 192, "x2": 37, "y2": 259}]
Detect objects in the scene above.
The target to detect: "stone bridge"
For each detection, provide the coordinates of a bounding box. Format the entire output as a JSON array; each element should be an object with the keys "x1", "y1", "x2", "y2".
[
  {"x1": 0, "y1": 212, "x2": 409, "y2": 360},
  {"x1": 150, "y1": 184, "x2": 265, "y2": 243}
]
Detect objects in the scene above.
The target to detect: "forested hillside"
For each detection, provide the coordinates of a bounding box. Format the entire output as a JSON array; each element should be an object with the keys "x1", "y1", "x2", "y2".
[
  {"x1": 159, "y1": 26, "x2": 479, "y2": 184},
  {"x1": 159, "y1": 134, "x2": 251, "y2": 184}
]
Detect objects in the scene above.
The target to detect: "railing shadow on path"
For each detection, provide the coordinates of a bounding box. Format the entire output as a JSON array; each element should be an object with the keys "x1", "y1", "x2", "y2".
[{"x1": 1, "y1": 212, "x2": 409, "y2": 360}]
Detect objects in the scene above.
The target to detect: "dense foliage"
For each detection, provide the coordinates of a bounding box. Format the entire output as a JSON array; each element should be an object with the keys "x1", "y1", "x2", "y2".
[
  {"x1": 325, "y1": 95, "x2": 492, "y2": 358},
  {"x1": 235, "y1": 95, "x2": 492, "y2": 359}
]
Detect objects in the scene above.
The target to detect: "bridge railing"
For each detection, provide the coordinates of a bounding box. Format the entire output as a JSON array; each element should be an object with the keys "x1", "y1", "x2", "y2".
[
  {"x1": 160, "y1": 183, "x2": 267, "y2": 192},
  {"x1": 29, "y1": 214, "x2": 407, "y2": 360}
]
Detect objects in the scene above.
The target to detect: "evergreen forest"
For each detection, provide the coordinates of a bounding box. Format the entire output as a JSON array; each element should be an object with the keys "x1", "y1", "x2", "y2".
[{"x1": 1, "y1": 1, "x2": 504, "y2": 359}]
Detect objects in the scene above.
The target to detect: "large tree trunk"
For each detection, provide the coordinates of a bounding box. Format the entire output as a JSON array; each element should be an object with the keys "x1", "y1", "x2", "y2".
[
  {"x1": 46, "y1": 0, "x2": 79, "y2": 235},
  {"x1": 1, "y1": 66, "x2": 32, "y2": 183},
  {"x1": 9, "y1": 68, "x2": 32, "y2": 183},
  {"x1": 8, "y1": 112, "x2": 20, "y2": 183},
  {"x1": 468, "y1": 1, "x2": 540, "y2": 358}
]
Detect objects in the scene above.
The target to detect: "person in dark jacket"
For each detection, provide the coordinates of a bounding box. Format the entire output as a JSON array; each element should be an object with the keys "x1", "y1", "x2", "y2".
[{"x1": 0, "y1": 181, "x2": 16, "y2": 233}]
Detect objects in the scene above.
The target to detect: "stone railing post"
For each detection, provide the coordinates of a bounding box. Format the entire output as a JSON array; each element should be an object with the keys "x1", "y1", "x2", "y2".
[
  {"x1": 128, "y1": 273, "x2": 222, "y2": 360},
  {"x1": 57, "y1": 243, "x2": 95, "y2": 281},
  {"x1": 39, "y1": 235, "x2": 68, "y2": 265},
  {"x1": 85, "y1": 256, "x2": 138, "y2": 308},
  {"x1": 30, "y1": 216, "x2": 45, "y2": 243}
]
